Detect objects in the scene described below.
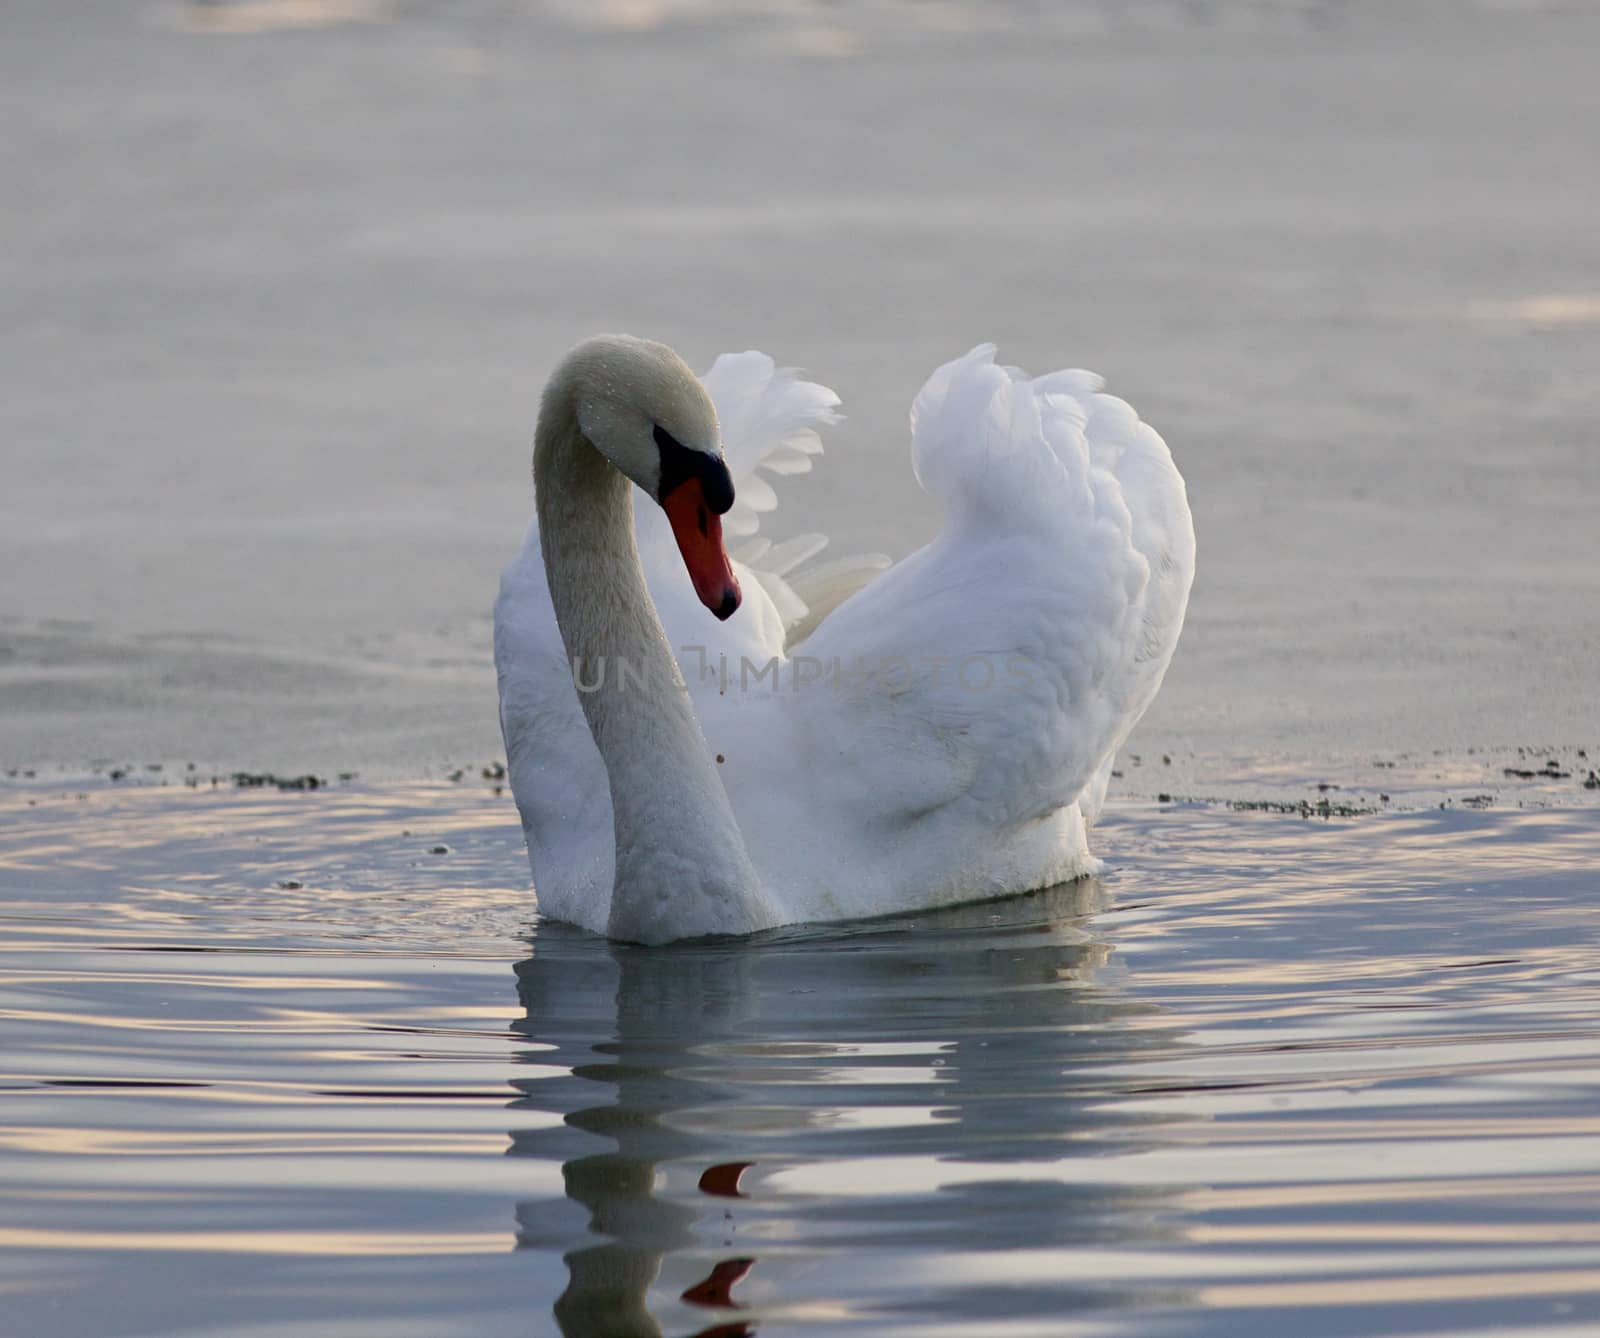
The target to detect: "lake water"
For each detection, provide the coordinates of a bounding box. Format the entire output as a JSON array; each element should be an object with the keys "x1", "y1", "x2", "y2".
[
  {"x1": 3, "y1": 777, "x2": 1599, "y2": 1337},
  {"x1": 4, "y1": 1, "x2": 1600, "y2": 1334}
]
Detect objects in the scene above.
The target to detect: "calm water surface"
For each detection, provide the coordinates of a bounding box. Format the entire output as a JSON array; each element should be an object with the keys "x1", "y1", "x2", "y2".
[{"x1": 2, "y1": 781, "x2": 1598, "y2": 1337}]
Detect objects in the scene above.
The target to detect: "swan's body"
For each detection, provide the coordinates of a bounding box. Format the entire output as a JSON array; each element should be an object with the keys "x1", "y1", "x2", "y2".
[{"x1": 495, "y1": 336, "x2": 1194, "y2": 943}]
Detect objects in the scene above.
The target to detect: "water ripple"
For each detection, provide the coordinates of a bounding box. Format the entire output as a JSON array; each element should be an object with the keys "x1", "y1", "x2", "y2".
[{"x1": 0, "y1": 783, "x2": 1597, "y2": 1335}]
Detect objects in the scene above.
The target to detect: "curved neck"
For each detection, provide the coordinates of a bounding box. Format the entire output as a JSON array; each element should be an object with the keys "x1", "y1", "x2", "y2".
[{"x1": 533, "y1": 391, "x2": 770, "y2": 943}]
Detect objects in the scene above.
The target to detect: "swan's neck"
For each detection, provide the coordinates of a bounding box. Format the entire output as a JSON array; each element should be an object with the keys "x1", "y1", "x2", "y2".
[{"x1": 534, "y1": 398, "x2": 770, "y2": 943}]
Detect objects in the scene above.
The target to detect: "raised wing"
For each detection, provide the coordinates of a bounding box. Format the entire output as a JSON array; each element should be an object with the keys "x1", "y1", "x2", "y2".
[
  {"x1": 701, "y1": 351, "x2": 888, "y2": 644},
  {"x1": 794, "y1": 344, "x2": 1195, "y2": 832}
]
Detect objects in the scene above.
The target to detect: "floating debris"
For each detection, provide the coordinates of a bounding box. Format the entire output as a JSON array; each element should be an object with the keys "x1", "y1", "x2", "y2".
[
  {"x1": 1504, "y1": 761, "x2": 1572, "y2": 780},
  {"x1": 232, "y1": 772, "x2": 324, "y2": 791},
  {"x1": 1225, "y1": 796, "x2": 1379, "y2": 819}
]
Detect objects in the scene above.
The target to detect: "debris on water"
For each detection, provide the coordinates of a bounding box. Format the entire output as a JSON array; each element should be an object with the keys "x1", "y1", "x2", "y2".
[
  {"x1": 482, "y1": 761, "x2": 506, "y2": 781},
  {"x1": 1503, "y1": 759, "x2": 1574, "y2": 780},
  {"x1": 277, "y1": 879, "x2": 304, "y2": 890},
  {"x1": 1225, "y1": 796, "x2": 1378, "y2": 819},
  {"x1": 447, "y1": 769, "x2": 464, "y2": 783},
  {"x1": 1585, "y1": 771, "x2": 1600, "y2": 791},
  {"x1": 1461, "y1": 794, "x2": 1495, "y2": 809},
  {"x1": 1158, "y1": 793, "x2": 1173, "y2": 803},
  {"x1": 429, "y1": 844, "x2": 450, "y2": 855},
  {"x1": 232, "y1": 773, "x2": 324, "y2": 791}
]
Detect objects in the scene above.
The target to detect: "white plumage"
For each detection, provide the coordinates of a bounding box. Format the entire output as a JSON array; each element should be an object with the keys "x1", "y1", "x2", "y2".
[{"x1": 494, "y1": 341, "x2": 1194, "y2": 940}]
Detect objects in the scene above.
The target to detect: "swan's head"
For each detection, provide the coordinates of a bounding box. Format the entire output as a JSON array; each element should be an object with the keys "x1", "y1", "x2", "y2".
[{"x1": 556, "y1": 334, "x2": 741, "y2": 621}]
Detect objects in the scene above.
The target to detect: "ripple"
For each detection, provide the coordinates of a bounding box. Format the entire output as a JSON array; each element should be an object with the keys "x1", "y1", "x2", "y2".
[{"x1": 1, "y1": 784, "x2": 1598, "y2": 1334}]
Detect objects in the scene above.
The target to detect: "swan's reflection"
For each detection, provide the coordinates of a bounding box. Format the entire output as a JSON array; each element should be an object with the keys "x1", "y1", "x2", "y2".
[{"x1": 506, "y1": 880, "x2": 1192, "y2": 1336}]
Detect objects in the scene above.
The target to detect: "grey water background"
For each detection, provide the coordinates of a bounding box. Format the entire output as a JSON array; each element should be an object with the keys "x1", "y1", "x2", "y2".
[
  {"x1": 3, "y1": 0, "x2": 1597, "y2": 774},
  {"x1": 3, "y1": 2, "x2": 1600, "y2": 1336}
]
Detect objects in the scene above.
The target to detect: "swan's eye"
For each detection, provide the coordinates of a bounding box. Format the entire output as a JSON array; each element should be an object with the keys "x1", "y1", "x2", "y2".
[
  {"x1": 653, "y1": 424, "x2": 693, "y2": 500},
  {"x1": 653, "y1": 424, "x2": 735, "y2": 515}
]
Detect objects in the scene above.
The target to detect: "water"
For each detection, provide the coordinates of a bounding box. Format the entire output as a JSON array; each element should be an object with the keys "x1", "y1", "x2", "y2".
[
  {"x1": 3, "y1": 0, "x2": 1599, "y2": 772},
  {"x1": 4, "y1": 778, "x2": 1598, "y2": 1337},
  {"x1": 4, "y1": 2, "x2": 1600, "y2": 1333}
]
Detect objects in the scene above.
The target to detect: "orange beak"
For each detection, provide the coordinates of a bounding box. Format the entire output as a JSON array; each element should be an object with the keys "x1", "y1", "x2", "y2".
[{"x1": 663, "y1": 476, "x2": 741, "y2": 620}]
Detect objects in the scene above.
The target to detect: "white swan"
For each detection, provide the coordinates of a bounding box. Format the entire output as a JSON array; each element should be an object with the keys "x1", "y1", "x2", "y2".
[{"x1": 494, "y1": 335, "x2": 1194, "y2": 944}]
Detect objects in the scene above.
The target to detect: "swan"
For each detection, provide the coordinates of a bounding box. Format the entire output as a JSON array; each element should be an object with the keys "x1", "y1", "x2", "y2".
[{"x1": 494, "y1": 335, "x2": 1194, "y2": 944}]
